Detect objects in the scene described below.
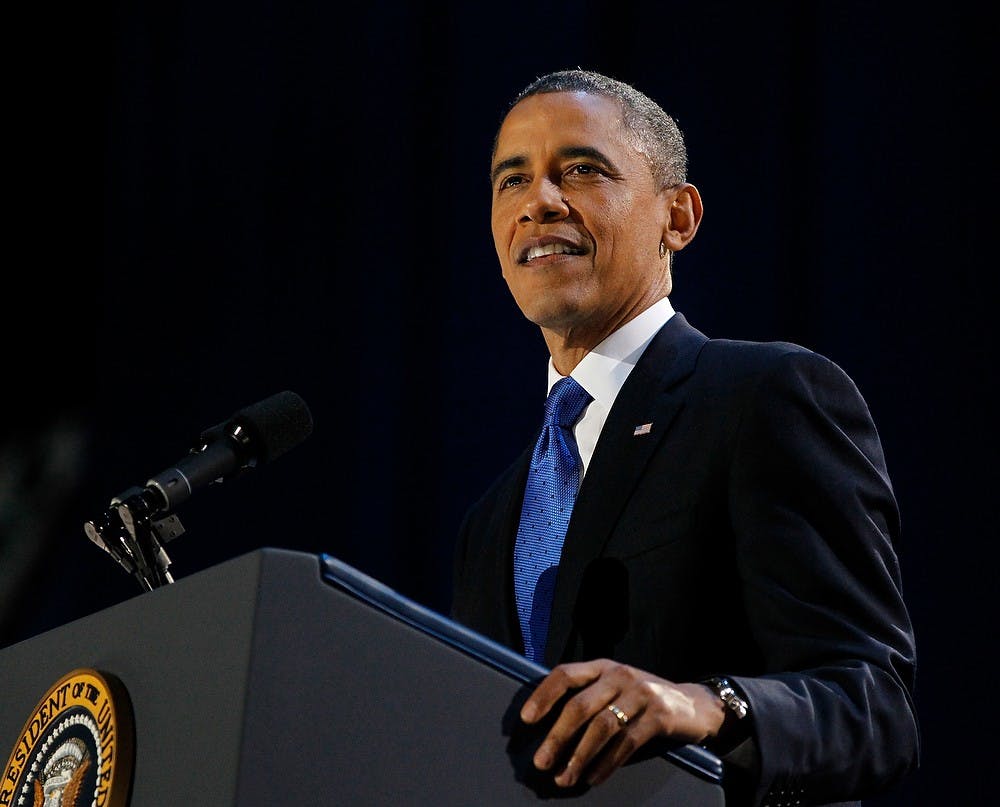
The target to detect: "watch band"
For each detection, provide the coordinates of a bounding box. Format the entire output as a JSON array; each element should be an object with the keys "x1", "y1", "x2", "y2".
[{"x1": 704, "y1": 676, "x2": 749, "y2": 720}]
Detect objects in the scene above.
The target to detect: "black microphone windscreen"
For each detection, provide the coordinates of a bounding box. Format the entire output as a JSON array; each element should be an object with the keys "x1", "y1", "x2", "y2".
[
  {"x1": 199, "y1": 390, "x2": 314, "y2": 466},
  {"x1": 232, "y1": 390, "x2": 314, "y2": 464}
]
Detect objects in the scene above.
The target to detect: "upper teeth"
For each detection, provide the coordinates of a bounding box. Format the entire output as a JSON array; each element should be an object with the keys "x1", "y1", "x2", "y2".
[{"x1": 526, "y1": 243, "x2": 578, "y2": 261}]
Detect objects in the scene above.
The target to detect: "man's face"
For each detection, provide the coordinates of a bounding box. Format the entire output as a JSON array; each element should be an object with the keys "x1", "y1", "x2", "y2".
[{"x1": 490, "y1": 91, "x2": 671, "y2": 347}]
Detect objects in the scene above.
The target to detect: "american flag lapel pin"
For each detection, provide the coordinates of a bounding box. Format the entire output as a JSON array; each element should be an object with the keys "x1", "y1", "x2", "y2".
[{"x1": 633, "y1": 423, "x2": 652, "y2": 436}]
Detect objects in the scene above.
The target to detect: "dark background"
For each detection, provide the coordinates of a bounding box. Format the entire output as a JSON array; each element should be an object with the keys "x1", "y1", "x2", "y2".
[{"x1": 2, "y1": 3, "x2": 993, "y2": 805}]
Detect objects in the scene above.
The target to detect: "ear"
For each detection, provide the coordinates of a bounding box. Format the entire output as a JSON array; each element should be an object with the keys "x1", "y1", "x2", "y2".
[{"x1": 662, "y1": 183, "x2": 703, "y2": 252}]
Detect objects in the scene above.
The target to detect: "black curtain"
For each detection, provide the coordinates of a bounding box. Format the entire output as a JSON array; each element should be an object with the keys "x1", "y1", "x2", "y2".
[{"x1": 3, "y1": 4, "x2": 993, "y2": 805}]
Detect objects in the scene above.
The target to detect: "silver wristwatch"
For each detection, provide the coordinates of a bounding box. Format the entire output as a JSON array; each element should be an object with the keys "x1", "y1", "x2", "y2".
[{"x1": 704, "y1": 676, "x2": 749, "y2": 720}]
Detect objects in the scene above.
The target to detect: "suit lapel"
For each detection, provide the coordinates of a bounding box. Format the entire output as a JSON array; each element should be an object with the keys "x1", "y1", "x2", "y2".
[
  {"x1": 493, "y1": 444, "x2": 534, "y2": 651},
  {"x1": 543, "y1": 313, "x2": 708, "y2": 666}
]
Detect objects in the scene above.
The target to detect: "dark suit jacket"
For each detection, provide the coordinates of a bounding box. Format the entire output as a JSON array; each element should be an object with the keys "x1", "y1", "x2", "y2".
[{"x1": 452, "y1": 313, "x2": 919, "y2": 807}]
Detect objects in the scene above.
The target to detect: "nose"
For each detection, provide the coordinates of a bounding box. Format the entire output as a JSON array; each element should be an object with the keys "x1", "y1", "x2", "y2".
[{"x1": 519, "y1": 178, "x2": 569, "y2": 224}]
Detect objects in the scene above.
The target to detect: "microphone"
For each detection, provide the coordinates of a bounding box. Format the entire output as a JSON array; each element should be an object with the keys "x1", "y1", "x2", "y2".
[
  {"x1": 141, "y1": 389, "x2": 314, "y2": 514},
  {"x1": 84, "y1": 390, "x2": 313, "y2": 590}
]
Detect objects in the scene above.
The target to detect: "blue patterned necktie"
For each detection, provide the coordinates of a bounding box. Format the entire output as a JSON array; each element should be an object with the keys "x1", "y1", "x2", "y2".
[{"x1": 513, "y1": 376, "x2": 593, "y2": 664}]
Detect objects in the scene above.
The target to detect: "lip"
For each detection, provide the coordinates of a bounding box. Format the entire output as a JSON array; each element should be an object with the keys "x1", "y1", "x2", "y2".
[{"x1": 516, "y1": 235, "x2": 587, "y2": 265}]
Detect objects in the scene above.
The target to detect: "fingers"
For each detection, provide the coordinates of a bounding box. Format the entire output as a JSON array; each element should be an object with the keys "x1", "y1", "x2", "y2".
[
  {"x1": 524, "y1": 660, "x2": 645, "y2": 785},
  {"x1": 519, "y1": 660, "x2": 607, "y2": 724},
  {"x1": 520, "y1": 662, "x2": 711, "y2": 789},
  {"x1": 551, "y1": 699, "x2": 654, "y2": 788}
]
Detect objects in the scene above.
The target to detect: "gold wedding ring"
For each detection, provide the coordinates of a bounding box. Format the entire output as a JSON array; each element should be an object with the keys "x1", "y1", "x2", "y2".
[{"x1": 607, "y1": 703, "x2": 629, "y2": 726}]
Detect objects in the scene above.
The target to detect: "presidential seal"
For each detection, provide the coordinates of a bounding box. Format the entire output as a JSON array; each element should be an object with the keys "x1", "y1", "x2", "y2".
[{"x1": 2, "y1": 669, "x2": 134, "y2": 807}]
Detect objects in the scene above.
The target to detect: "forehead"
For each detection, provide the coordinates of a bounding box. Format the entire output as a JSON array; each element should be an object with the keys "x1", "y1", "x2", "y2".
[{"x1": 494, "y1": 91, "x2": 633, "y2": 163}]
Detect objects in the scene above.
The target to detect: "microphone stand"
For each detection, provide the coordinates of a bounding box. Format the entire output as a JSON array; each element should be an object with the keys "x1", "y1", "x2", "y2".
[
  {"x1": 84, "y1": 486, "x2": 184, "y2": 591},
  {"x1": 81, "y1": 391, "x2": 312, "y2": 592}
]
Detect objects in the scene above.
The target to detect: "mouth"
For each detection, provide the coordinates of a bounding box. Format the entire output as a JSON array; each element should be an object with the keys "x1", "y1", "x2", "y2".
[{"x1": 518, "y1": 239, "x2": 586, "y2": 265}]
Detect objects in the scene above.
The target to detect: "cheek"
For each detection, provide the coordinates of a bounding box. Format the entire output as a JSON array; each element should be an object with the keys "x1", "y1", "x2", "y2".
[
  {"x1": 492, "y1": 232, "x2": 506, "y2": 264},
  {"x1": 588, "y1": 208, "x2": 627, "y2": 260},
  {"x1": 491, "y1": 210, "x2": 514, "y2": 258},
  {"x1": 598, "y1": 201, "x2": 657, "y2": 261},
  {"x1": 589, "y1": 206, "x2": 617, "y2": 228}
]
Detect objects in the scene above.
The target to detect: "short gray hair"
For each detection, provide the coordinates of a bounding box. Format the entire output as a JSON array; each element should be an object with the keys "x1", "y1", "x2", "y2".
[{"x1": 493, "y1": 68, "x2": 688, "y2": 191}]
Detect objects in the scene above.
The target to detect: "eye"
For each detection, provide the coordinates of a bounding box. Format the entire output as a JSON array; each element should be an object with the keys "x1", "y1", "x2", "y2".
[
  {"x1": 497, "y1": 174, "x2": 526, "y2": 191},
  {"x1": 567, "y1": 163, "x2": 603, "y2": 177}
]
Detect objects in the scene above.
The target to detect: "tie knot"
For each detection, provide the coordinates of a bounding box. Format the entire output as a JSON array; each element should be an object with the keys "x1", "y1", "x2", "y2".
[{"x1": 544, "y1": 376, "x2": 592, "y2": 428}]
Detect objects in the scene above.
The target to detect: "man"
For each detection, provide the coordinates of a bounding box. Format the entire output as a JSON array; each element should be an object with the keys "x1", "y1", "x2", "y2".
[{"x1": 451, "y1": 69, "x2": 919, "y2": 806}]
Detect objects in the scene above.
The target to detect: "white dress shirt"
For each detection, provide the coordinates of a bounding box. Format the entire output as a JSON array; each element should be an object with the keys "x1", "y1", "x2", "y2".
[{"x1": 545, "y1": 296, "x2": 676, "y2": 478}]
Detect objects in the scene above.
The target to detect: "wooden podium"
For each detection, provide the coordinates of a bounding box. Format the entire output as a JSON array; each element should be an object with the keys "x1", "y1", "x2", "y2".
[{"x1": 0, "y1": 548, "x2": 725, "y2": 805}]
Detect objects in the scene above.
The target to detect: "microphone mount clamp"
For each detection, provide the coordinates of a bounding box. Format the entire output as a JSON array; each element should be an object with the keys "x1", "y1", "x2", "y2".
[{"x1": 84, "y1": 486, "x2": 185, "y2": 591}]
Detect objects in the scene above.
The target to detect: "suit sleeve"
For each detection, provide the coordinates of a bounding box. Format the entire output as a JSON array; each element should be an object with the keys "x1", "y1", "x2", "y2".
[{"x1": 725, "y1": 349, "x2": 919, "y2": 805}]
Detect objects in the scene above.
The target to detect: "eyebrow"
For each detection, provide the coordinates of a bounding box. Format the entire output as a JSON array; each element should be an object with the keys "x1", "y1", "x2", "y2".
[{"x1": 490, "y1": 146, "x2": 618, "y2": 186}]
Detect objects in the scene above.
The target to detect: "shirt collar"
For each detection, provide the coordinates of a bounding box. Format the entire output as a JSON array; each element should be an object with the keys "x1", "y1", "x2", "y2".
[{"x1": 547, "y1": 297, "x2": 675, "y2": 408}]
